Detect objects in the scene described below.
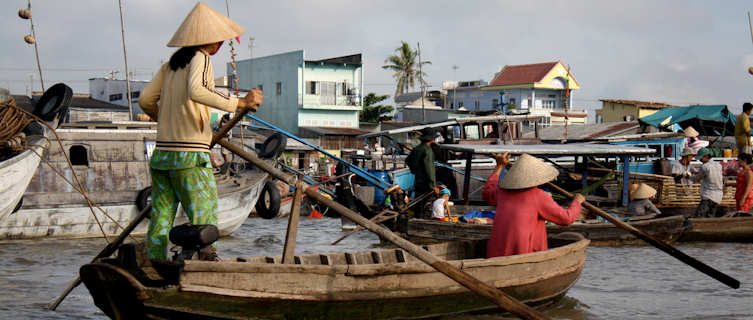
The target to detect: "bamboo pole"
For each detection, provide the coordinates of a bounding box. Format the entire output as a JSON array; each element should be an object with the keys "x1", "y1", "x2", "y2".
[
  {"x1": 281, "y1": 177, "x2": 304, "y2": 264},
  {"x1": 218, "y1": 139, "x2": 549, "y2": 320}
]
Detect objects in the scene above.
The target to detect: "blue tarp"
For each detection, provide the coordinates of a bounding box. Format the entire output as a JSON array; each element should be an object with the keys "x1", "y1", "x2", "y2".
[{"x1": 459, "y1": 210, "x2": 496, "y2": 222}]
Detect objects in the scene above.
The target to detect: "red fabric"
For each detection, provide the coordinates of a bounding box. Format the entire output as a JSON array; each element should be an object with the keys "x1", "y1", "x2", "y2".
[
  {"x1": 735, "y1": 167, "x2": 753, "y2": 212},
  {"x1": 308, "y1": 209, "x2": 323, "y2": 219},
  {"x1": 483, "y1": 173, "x2": 581, "y2": 258}
]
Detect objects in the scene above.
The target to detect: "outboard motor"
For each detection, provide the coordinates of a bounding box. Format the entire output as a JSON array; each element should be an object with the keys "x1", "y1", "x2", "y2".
[{"x1": 169, "y1": 224, "x2": 219, "y2": 262}]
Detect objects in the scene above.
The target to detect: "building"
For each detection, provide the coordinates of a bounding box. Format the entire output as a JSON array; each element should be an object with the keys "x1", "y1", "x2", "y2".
[
  {"x1": 482, "y1": 61, "x2": 585, "y2": 126},
  {"x1": 444, "y1": 80, "x2": 501, "y2": 112},
  {"x1": 230, "y1": 51, "x2": 363, "y2": 135},
  {"x1": 394, "y1": 91, "x2": 447, "y2": 123},
  {"x1": 88, "y1": 78, "x2": 149, "y2": 118},
  {"x1": 595, "y1": 99, "x2": 676, "y2": 123}
]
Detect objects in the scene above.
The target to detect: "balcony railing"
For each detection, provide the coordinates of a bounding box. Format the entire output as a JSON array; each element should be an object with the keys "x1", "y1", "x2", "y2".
[{"x1": 299, "y1": 94, "x2": 361, "y2": 108}]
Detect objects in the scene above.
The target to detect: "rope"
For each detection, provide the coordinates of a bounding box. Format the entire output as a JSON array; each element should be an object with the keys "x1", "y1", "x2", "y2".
[{"x1": 0, "y1": 97, "x2": 33, "y2": 152}]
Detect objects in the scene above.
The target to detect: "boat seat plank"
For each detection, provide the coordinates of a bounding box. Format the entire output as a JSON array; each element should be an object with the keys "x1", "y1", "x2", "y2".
[
  {"x1": 264, "y1": 256, "x2": 279, "y2": 264},
  {"x1": 327, "y1": 253, "x2": 348, "y2": 265}
]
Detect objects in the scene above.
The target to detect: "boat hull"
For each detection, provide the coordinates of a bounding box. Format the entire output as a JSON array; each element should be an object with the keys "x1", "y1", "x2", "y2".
[
  {"x1": 404, "y1": 215, "x2": 688, "y2": 246},
  {"x1": 0, "y1": 173, "x2": 266, "y2": 239},
  {"x1": 81, "y1": 238, "x2": 588, "y2": 319},
  {"x1": 0, "y1": 138, "x2": 46, "y2": 222},
  {"x1": 679, "y1": 216, "x2": 753, "y2": 242}
]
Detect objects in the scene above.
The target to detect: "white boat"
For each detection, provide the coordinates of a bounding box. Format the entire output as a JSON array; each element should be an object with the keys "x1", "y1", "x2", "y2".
[
  {"x1": 0, "y1": 136, "x2": 47, "y2": 222},
  {"x1": 0, "y1": 122, "x2": 266, "y2": 239}
]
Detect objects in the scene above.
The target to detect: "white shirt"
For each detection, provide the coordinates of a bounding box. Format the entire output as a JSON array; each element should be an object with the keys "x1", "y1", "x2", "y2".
[
  {"x1": 432, "y1": 198, "x2": 447, "y2": 219},
  {"x1": 671, "y1": 160, "x2": 694, "y2": 184},
  {"x1": 693, "y1": 160, "x2": 724, "y2": 204}
]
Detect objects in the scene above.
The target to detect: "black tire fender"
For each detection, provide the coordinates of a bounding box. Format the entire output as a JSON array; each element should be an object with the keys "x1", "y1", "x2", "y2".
[
  {"x1": 258, "y1": 133, "x2": 287, "y2": 159},
  {"x1": 136, "y1": 187, "x2": 152, "y2": 219},
  {"x1": 33, "y1": 83, "x2": 72, "y2": 123},
  {"x1": 256, "y1": 181, "x2": 281, "y2": 219}
]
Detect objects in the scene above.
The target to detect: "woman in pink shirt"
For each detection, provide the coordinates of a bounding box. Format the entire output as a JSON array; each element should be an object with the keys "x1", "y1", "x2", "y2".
[{"x1": 483, "y1": 153, "x2": 585, "y2": 258}]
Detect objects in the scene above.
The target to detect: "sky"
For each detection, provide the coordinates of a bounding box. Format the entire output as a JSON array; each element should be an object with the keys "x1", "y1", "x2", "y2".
[{"x1": 2, "y1": 0, "x2": 753, "y2": 116}]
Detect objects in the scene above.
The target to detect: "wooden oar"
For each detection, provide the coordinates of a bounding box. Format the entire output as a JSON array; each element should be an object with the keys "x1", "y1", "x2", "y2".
[
  {"x1": 49, "y1": 107, "x2": 256, "y2": 311},
  {"x1": 546, "y1": 182, "x2": 740, "y2": 289},
  {"x1": 219, "y1": 139, "x2": 549, "y2": 320}
]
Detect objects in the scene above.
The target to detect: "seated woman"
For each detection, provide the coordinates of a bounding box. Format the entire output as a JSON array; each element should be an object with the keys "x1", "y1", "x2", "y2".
[
  {"x1": 483, "y1": 153, "x2": 585, "y2": 258},
  {"x1": 627, "y1": 183, "x2": 661, "y2": 216}
]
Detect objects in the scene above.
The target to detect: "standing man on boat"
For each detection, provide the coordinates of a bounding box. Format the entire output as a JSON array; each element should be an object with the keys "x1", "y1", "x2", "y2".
[
  {"x1": 406, "y1": 128, "x2": 440, "y2": 218},
  {"x1": 139, "y1": 2, "x2": 262, "y2": 261},
  {"x1": 691, "y1": 148, "x2": 723, "y2": 218},
  {"x1": 671, "y1": 148, "x2": 696, "y2": 184},
  {"x1": 735, "y1": 102, "x2": 753, "y2": 155}
]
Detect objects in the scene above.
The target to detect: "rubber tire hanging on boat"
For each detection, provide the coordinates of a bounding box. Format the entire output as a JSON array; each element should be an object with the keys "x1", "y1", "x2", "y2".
[
  {"x1": 255, "y1": 180, "x2": 281, "y2": 219},
  {"x1": 136, "y1": 187, "x2": 152, "y2": 219},
  {"x1": 258, "y1": 133, "x2": 286, "y2": 159},
  {"x1": 32, "y1": 83, "x2": 72, "y2": 123}
]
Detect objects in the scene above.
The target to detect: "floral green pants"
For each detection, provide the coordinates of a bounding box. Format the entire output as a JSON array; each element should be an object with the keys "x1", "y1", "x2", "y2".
[{"x1": 146, "y1": 166, "x2": 218, "y2": 260}]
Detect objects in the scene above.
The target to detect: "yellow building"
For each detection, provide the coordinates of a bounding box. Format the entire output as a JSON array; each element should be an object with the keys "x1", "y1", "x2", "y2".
[{"x1": 595, "y1": 99, "x2": 675, "y2": 123}]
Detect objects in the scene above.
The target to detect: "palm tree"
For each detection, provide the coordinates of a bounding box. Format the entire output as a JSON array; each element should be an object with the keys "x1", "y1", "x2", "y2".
[{"x1": 382, "y1": 41, "x2": 431, "y2": 97}]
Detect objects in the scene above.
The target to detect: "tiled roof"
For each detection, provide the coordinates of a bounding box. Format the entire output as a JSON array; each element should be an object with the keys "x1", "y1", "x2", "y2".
[
  {"x1": 489, "y1": 62, "x2": 559, "y2": 86},
  {"x1": 599, "y1": 99, "x2": 675, "y2": 110}
]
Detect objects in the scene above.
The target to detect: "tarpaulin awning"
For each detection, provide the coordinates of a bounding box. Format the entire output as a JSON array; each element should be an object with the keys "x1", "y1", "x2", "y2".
[{"x1": 638, "y1": 105, "x2": 737, "y2": 136}]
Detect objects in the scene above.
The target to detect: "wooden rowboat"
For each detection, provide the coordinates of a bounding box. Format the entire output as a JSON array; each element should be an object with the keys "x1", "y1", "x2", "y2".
[
  {"x1": 80, "y1": 235, "x2": 589, "y2": 319},
  {"x1": 403, "y1": 214, "x2": 689, "y2": 246},
  {"x1": 679, "y1": 216, "x2": 753, "y2": 242}
]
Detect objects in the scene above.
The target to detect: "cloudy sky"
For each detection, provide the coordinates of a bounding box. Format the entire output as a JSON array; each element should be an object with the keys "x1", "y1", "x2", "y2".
[{"x1": 2, "y1": 0, "x2": 752, "y2": 114}]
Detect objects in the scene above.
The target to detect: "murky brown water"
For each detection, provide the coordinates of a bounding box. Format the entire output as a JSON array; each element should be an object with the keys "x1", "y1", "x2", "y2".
[{"x1": 0, "y1": 217, "x2": 750, "y2": 319}]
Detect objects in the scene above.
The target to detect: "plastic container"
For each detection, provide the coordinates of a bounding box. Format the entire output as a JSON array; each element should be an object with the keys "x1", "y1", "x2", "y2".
[
  {"x1": 724, "y1": 149, "x2": 732, "y2": 158},
  {"x1": 367, "y1": 170, "x2": 391, "y2": 205}
]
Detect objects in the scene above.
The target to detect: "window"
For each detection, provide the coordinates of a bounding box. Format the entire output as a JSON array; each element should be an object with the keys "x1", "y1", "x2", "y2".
[
  {"x1": 510, "y1": 98, "x2": 516, "y2": 106},
  {"x1": 69, "y1": 145, "x2": 88, "y2": 166},
  {"x1": 276, "y1": 82, "x2": 282, "y2": 96},
  {"x1": 306, "y1": 81, "x2": 317, "y2": 95},
  {"x1": 463, "y1": 124, "x2": 479, "y2": 139},
  {"x1": 341, "y1": 82, "x2": 348, "y2": 96},
  {"x1": 458, "y1": 101, "x2": 464, "y2": 108},
  {"x1": 474, "y1": 100, "x2": 480, "y2": 110},
  {"x1": 492, "y1": 99, "x2": 499, "y2": 108},
  {"x1": 542, "y1": 100, "x2": 555, "y2": 109},
  {"x1": 257, "y1": 84, "x2": 263, "y2": 92},
  {"x1": 131, "y1": 91, "x2": 140, "y2": 99},
  {"x1": 108, "y1": 93, "x2": 122, "y2": 101}
]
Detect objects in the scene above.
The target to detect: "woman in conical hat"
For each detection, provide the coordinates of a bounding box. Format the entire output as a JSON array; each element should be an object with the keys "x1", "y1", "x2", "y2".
[
  {"x1": 482, "y1": 153, "x2": 585, "y2": 258},
  {"x1": 626, "y1": 183, "x2": 661, "y2": 216},
  {"x1": 139, "y1": 2, "x2": 263, "y2": 261}
]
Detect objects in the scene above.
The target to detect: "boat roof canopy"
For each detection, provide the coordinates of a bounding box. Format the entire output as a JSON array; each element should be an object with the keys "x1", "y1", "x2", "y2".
[
  {"x1": 440, "y1": 143, "x2": 656, "y2": 156},
  {"x1": 638, "y1": 105, "x2": 736, "y2": 136},
  {"x1": 357, "y1": 114, "x2": 545, "y2": 139}
]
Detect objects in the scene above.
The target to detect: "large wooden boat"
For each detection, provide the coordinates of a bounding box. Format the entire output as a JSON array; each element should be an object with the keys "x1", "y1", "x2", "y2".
[
  {"x1": 0, "y1": 122, "x2": 266, "y2": 239},
  {"x1": 80, "y1": 235, "x2": 589, "y2": 319},
  {"x1": 403, "y1": 214, "x2": 689, "y2": 246},
  {"x1": 0, "y1": 136, "x2": 47, "y2": 222},
  {"x1": 679, "y1": 216, "x2": 753, "y2": 242}
]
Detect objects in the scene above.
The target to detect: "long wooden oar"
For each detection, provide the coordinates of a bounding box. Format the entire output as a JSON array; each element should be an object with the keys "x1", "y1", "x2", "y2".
[
  {"x1": 219, "y1": 139, "x2": 549, "y2": 320},
  {"x1": 49, "y1": 106, "x2": 255, "y2": 311},
  {"x1": 546, "y1": 182, "x2": 740, "y2": 289}
]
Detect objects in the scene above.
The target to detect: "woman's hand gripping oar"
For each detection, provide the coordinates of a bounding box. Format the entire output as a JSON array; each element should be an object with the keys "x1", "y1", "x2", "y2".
[
  {"x1": 48, "y1": 89, "x2": 263, "y2": 311},
  {"x1": 546, "y1": 182, "x2": 740, "y2": 289}
]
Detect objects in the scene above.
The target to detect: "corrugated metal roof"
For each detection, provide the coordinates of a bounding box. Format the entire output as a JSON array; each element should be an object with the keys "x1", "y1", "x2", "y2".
[
  {"x1": 300, "y1": 126, "x2": 371, "y2": 136},
  {"x1": 440, "y1": 143, "x2": 655, "y2": 155},
  {"x1": 599, "y1": 99, "x2": 675, "y2": 109},
  {"x1": 523, "y1": 122, "x2": 640, "y2": 141}
]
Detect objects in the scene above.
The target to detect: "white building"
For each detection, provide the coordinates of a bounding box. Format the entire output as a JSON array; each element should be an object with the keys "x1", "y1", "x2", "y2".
[{"x1": 88, "y1": 78, "x2": 149, "y2": 117}]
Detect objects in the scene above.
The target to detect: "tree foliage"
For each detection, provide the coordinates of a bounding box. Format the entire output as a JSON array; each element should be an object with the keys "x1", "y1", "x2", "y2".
[
  {"x1": 382, "y1": 41, "x2": 431, "y2": 97},
  {"x1": 359, "y1": 93, "x2": 394, "y2": 123}
]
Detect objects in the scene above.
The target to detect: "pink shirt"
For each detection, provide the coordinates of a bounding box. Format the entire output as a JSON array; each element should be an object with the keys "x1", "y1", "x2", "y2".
[{"x1": 483, "y1": 173, "x2": 581, "y2": 258}]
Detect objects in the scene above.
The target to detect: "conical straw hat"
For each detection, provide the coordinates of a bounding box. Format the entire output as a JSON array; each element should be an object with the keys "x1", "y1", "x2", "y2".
[
  {"x1": 167, "y1": 2, "x2": 245, "y2": 47},
  {"x1": 631, "y1": 183, "x2": 656, "y2": 200},
  {"x1": 499, "y1": 154, "x2": 559, "y2": 189},
  {"x1": 683, "y1": 126, "x2": 699, "y2": 137}
]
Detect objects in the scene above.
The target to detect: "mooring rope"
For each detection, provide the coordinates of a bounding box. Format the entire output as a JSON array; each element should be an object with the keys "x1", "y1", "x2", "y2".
[
  {"x1": 2, "y1": 102, "x2": 136, "y2": 243},
  {"x1": 0, "y1": 98, "x2": 33, "y2": 152}
]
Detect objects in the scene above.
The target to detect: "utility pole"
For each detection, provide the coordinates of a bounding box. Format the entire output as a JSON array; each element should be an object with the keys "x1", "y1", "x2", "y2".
[
  {"x1": 417, "y1": 42, "x2": 426, "y2": 123},
  {"x1": 452, "y1": 65, "x2": 459, "y2": 110},
  {"x1": 118, "y1": 0, "x2": 133, "y2": 120}
]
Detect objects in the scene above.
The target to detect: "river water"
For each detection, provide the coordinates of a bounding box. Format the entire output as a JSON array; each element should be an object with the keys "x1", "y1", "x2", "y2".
[{"x1": 0, "y1": 217, "x2": 750, "y2": 319}]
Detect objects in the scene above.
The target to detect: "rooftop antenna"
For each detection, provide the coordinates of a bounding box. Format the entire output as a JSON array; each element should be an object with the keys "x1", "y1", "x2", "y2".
[
  {"x1": 118, "y1": 0, "x2": 133, "y2": 120},
  {"x1": 18, "y1": 0, "x2": 44, "y2": 91},
  {"x1": 452, "y1": 65, "x2": 459, "y2": 110}
]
